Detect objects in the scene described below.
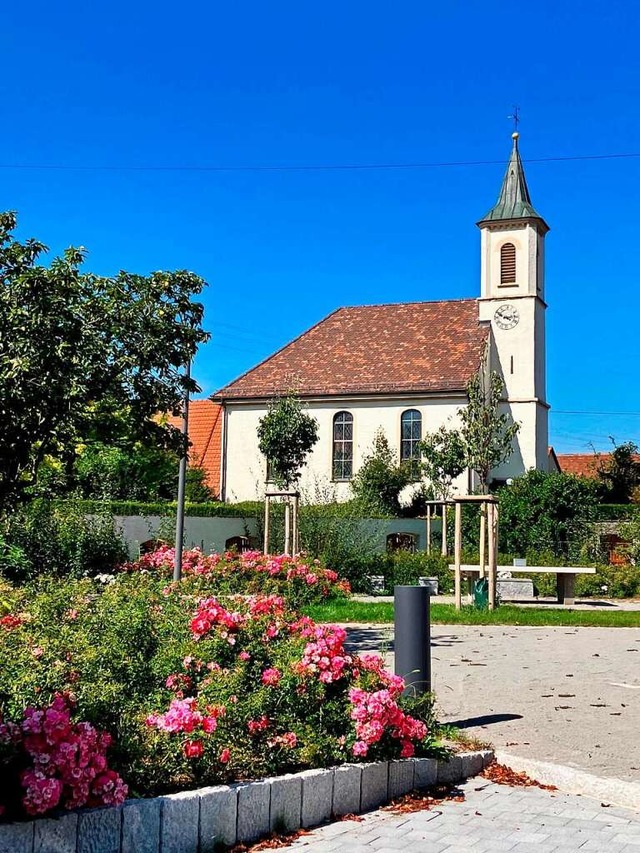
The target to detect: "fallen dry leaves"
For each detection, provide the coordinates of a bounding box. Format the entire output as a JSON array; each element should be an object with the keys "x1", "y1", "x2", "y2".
[
  {"x1": 229, "y1": 829, "x2": 311, "y2": 852},
  {"x1": 383, "y1": 784, "x2": 465, "y2": 815},
  {"x1": 481, "y1": 762, "x2": 557, "y2": 791}
]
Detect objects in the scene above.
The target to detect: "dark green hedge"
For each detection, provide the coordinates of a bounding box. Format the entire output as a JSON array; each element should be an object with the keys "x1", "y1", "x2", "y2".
[
  {"x1": 56, "y1": 500, "x2": 264, "y2": 518},
  {"x1": 595, "y1": 504, "x2": 639, "y2": 521}
]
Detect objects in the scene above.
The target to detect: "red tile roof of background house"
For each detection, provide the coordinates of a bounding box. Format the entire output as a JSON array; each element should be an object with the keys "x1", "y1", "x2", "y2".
[
  {"x1": 214, "y1": 299, "x2": 489, "y2": 400},
  {"x1": 166, "y1": 400, "x2": 223, "y2": 495},
  {"x1": 556, "y1": 452, "x2": 640, "y2": 479},
  {"x1": 555, "y1": 453, "x2": 603, "y2": 478}
]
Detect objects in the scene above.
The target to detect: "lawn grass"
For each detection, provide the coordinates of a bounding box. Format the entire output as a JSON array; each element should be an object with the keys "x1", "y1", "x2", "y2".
[{"x1": 303, "y1": 598, "x2": 640, "y2": 627}]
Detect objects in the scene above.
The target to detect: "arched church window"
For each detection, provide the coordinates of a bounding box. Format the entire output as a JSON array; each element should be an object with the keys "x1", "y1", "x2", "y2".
[
  {"x1": 332, "y1": 412, "x2": 353, "y2": 480},
  {"x1": 500, "y1": 243, "x2": 516, "y2": 284},
  {"x1": 400, "y1": 409, "x2": 422, "y2": 477}
]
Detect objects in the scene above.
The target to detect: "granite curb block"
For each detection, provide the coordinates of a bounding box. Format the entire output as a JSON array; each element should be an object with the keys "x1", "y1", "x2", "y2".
[
  {"x1": 495, "y1": 750, "x2": 640, "y2": 811},
  {"x1": 0, "y1": 749, "x2": 494, "y2": 852}
]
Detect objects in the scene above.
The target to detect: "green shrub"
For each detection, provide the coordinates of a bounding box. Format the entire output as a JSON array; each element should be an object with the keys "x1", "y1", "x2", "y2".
[
  {"x1": 0, "y1": 501, "x2": 127, "y2": 582},
  {"x1": 374, "y1": 552, "x2": 453, "y2": 595},
  {"x1": 0, "y1": 572, "x2": 439, "y2": 809}
]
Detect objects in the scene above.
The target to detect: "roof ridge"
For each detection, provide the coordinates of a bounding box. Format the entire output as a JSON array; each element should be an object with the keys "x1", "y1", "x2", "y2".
[{"x1": 340, "y1": 297, "x2": 478, "y2": 310}]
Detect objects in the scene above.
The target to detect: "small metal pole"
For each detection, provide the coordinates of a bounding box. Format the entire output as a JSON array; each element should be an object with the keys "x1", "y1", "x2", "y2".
[
  {"x1": 426, "y1": 506, "x2": 431, "y2": 554},
  {"x1": 173, "y1": 361, "x2": 190, "y2": 582},
  {"x1": 264, "y1": 497, "x2": 270, "y2": 555},
  {"x1": 454, "y1": 500, "x2": 462, "y2": 611},
  {"x1": 394, "y1": 585, "x2": 431, "y2": 695}
]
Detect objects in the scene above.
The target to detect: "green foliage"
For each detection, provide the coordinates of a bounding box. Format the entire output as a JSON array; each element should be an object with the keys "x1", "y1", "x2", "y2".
[
  {"x1": 0, "y1": 211, "x2": 209, "y2": 511},
  {"x1": 496, "y1": 470, "x2": 599, "y2": 559},
  {"x1": 595, "y1": 504, "x2": 639, "y2": 521},
  {"x1": 459, "y1": 371, "x2": 520, "y2": 491},
  {"x1": 419, "y1": 426, "x2": 465, "y2": 500},
  {"x1": 350, "y1": 430, "x2": 413, "y2": 516},
  {"x1": 376, "y1": 551, "x2": 453, "y2": 595},
  {"x1": 257, "y1": 394, "x2": 319, "y2": 489},
  {"x1": 597, "y1": 440, "x2": 640, "y2": 503},
  {"x1": 74, "y1": 442, "x2": 178, "y2": 501},
  {"x1": 0, "y1": 501, "x2": 128, "y2": 583},
  {"x1": 52, "y1": 498, "x2": 264, "y2": 518},
  {"x1": 184, "y1": 466, "x2": 216, "y2": 502},
  {"x1": 620, "y1": 510, "x2": 640, "y2": 566}
]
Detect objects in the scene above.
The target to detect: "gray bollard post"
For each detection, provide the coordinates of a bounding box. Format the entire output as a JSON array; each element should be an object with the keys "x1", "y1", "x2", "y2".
[{"x1": 394, "y1": 585, "x2": 431, "y2": 696}]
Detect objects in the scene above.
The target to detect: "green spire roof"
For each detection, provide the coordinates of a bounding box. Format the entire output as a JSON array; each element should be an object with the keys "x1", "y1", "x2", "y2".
[{"x1": 479, "y1": 133, "x2": 546, "y2": 224}]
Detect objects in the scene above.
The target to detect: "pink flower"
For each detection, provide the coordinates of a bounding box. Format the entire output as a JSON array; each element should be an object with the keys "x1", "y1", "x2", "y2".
[
  {"x1": 352, "y1": 741, "x2": 369, "y2": 757},
  {"x1": 219, "y1": 748, "x2": 231, "y2": 763},
  {"x1": 261, "y1": 668, "x2": 281, "y2": 687},
  {"x1": 238, "y1": 651, "x2": 251, "y2": 661}
]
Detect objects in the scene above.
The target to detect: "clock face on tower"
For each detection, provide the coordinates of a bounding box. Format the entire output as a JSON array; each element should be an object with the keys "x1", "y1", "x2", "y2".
[{"x1": 494, "y1": 303, "x2": 520, "y2": 330}]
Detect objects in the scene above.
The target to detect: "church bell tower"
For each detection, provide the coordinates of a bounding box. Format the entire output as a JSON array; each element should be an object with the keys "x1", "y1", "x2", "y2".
[{"x1": 477, "y1": 132, "x2": 550, "y2": 475}]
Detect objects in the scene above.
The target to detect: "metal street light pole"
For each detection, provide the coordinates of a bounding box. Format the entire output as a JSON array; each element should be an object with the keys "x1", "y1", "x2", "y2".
[{"x1": 173, "y1": 361, "x2": 191, "y2": 582}]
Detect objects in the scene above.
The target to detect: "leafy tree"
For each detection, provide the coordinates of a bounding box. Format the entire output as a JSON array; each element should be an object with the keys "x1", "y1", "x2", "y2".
[
  {"x1": 597, "y1": 439, "x2": 640, "y2": 504},
  {"x1": 184, "y1": 465, "x2": 216, "y2": 503},
  {"x1": 497, "y1": 469, "x2": 599, "y2": 558},
  {"x1": 419, "y1": 426, "x2": 465, "y2": 500},
  {"x1": 458, "y1": 371, "x2": 520, "y2": 492},
  {"x1": 73, "y1": 443, "x2": 178, "y2": 501},
  {"x1": 257, "y1": 394, "x2": 319, "y2": 489},
  {"x1": 350, "y1": 430, "x2": 413, "y2": 516},
  {"x1": 0, "y1": 212, "x2": 209, "y2": 510}
]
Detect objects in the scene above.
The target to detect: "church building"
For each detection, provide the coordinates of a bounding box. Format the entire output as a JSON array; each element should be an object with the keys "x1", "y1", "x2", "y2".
[{"x1": 212, "y1": 133, "x2": 551, "y2": 502}]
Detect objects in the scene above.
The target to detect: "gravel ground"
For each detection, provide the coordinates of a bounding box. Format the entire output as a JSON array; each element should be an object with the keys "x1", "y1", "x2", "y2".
[{"x1": 345, "y1": 624, "x2": 640, "y2": 783}]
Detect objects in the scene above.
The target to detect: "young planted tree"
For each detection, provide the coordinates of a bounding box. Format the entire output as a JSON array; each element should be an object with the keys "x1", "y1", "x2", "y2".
[
  {"x1": 350, "y1": 429, "x2": 413, "y2": 516},
  {"x1": 0, "y1": 212, "x2": 209, "y2": 511},
  {"x1": 419, "y1": 426, "x2": 465, "y2": 501},
  {"x1": 257, "y1": 394, "x2": 319, "y2": 489},
  {"x1": 458, "y1": 371, "x2": 520, "y2": 492}
]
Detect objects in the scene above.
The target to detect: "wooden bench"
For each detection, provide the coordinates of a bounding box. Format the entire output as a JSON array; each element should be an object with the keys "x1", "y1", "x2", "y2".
[{"x1": 449, "y1": 564, "x2": 597, "y2": 605}]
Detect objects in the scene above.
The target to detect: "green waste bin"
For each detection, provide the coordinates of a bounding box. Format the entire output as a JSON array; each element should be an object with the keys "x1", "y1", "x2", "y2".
[{"x1": 473, "y1": 577, "x2": 489, "y2": 609}]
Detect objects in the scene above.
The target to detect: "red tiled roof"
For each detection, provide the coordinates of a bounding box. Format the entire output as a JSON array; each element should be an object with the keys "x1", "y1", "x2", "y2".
[
  {"x1": 556, "y1": 452, "x2": 640, "y2": 479},
  {"x1": 555, "y1": 453, "x2": 604, "y2": 478},
  {"x1": 214, "y1": 299, "x2": 488, "y2": 400},
  {"x1": 167, "y1": 400, "x2": 223, "y2": 494}
]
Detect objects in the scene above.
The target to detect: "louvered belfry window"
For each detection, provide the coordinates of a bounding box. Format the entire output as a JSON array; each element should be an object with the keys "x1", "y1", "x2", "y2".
[{"x1": 500, "y1": 242, "x2": 516, "y2": 284}]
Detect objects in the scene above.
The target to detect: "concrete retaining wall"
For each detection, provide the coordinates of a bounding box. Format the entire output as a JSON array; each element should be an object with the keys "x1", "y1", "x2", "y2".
[
  {"x1": 0, "y1": 750, "x2": 493, "y2": 852},
  {"x1": 114, "y1": 514, "x2": 436, "y2": 558}
]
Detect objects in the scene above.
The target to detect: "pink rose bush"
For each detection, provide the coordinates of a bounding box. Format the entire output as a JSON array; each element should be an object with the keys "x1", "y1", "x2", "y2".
[
  {"x1": 0, "y1": 695, "x2": 126, "y2": 817},
  {"x1": 0, "y1": 566, "x2": 437, "y2": 822},
  {"x1": 122, "y1": 547, "x2": 351, "y2": 607}
]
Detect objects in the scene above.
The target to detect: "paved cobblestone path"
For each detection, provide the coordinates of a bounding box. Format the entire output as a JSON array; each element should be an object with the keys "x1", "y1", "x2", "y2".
[{"x1": 280, "y1": 779, "x2": 640, "y2": 852}]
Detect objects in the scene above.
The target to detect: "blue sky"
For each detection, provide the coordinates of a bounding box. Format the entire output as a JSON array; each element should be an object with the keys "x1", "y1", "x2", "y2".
[{"x1": 2, "y1": 0, "x2": 639, "y2": 453}]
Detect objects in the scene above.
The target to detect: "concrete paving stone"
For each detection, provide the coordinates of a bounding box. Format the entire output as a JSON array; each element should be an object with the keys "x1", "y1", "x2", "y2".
[
  {"x1": 77, "y1": 807, "x2": 122, "y2": 853},
  {"x1": 300, "y1": 768, "x2": 334, "y2": 828},
  {"x1": 369, "y1": 836, "x2": 413, "y2": 850},
  {"x1": 269, "y1": 774, "x2": 302, "y2": 833},
  {"x1": 0, "y1": 821, "x2": 34, "y2": 853},
  {"x1": 237, "y1": 780, "x2": 271, "y2": 844},
  {"x1": 413, "y1": 757, "x2": 437, "y2": 788},
  {"x1": 199, "y1": 784, "x2": 238, "y2": 852},
  {"x1": 332, "y1": 763, "x2": 362, "y2": 817},
  {"x1": 388, "y1": 760, "x2": 415, "y2": 799},
  {"x1": 121, "y1": 799, "x2": 161, "y2": 853},
  {"x1": 160, "y1": 790, "x2": 199, "y2": 853},
  {"x1": 34, "y1": 813, "x2": 78, "y2": 853}
]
